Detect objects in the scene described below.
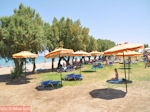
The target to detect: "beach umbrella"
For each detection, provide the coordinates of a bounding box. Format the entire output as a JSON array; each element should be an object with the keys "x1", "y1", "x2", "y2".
[
  {"x1": 116, "y1": 51, "x2": 142, "y2": 80},
  {"x1": 45, "y1": 48, "x2": 74, "y2": 85},
  {"x1": 90, "y1": 51, "x2": 104, "y2": 56},
  {"x1": 104, "y1": 42, "x2": 143, "y2": 55},
  {"x1": 45, "y1": 48, "x2": 74, "y2": 58},
  {"x1": 13, "y1": 51, "x2": 38, "y2": 58},
  {"x1": 90, "y1": 51, "x2": 103, "y2": 56},
  {"x1": 71, "y1": 50, "x2": 91, "y2": 74},
  {"x1": 71, "y1": 50, "x2": 91, "y2": 56},
  {"x1": 90, "y1": 51, "x2": 104, "y2": 61},
  {"x1": 116, "y1": 51, "x2": 142, "y2": 57},
  {"x1": 104, "y1": 42, "x2": 144, "y2": 93},
  {"x1": 12, "y1": 51, "x2": 38, "y2": 76}
]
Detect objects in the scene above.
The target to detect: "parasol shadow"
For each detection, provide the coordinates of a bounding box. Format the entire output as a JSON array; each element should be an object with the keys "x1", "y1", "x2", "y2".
[{"x1": 89, "y1": 88, "x2": 126, "y2": 100}]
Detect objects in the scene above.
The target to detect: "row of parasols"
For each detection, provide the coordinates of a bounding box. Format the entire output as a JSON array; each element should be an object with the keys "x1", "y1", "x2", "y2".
[
  {"x1": 13, "y1": 42, "x2": 144, "y2": 59},
  {"x1": 12, "y1": 42, "x2": 144, "y2": 93}
]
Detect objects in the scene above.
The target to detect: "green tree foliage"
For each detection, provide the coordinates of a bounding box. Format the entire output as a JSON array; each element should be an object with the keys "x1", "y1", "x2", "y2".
[
  {"x1": 86, "y1": 36, "x2": 98, "y2": 52},
  {"x1": 0, "y1": 3, "x2": 116, "y2": 75},
  {"x1": 97, "y1": 39, "x2": 115, "y2": 51},
  {"x1": 0, "y1": 3, "x2": 44, "y2": 77},
  {"x1": 48, "y1": 17, "x2": 90, "y2": 51},
  {"x1": 144, "y1": 44, "x2": 149, "y2": 48}
]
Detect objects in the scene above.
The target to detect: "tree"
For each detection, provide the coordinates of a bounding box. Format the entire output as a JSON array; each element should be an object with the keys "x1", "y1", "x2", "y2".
[
  {"x1": 144, "y1": 44, "x2": 149, "y2": 48},
  {"x1": 86, "y1": 36, "x2": 98, "y2": 52},
  {"x1": 97, "y1": 39, "x2": 115, "y2": 51},
  {"x1": 0, "y1": 3, "x2": 44, "y2": 78},
  {"x1": 43, "y1": 19, "x2": 59, "y2": 71}
]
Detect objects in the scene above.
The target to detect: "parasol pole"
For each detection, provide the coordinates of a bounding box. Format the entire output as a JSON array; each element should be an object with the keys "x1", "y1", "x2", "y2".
[
  {"x1": 80, "y1": 56, "x2": 82, "y2": 75},
  {"x1": 128, "y1": 57, "x2": 131, "y2": 80},
  {"x1": 80, "y1": 57, "x2": 81, "y2": 75},
  {"x1": 24, "y1": 58, "x2": 26, "y2": 82},
  {"x1": 123, "y1": 52, "x2": 127, "y2": 93},
  {"x1": 25, "y1": 58, "x2": 26, "y2": 74},
  {"x1": 59, "y1": 54, "x2": 62, "y2": 86}
]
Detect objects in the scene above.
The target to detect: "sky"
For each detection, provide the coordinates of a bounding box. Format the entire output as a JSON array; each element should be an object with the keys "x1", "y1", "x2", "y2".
[{"x1": 0, "y1": 0, "x2": 150, "y2": 45}]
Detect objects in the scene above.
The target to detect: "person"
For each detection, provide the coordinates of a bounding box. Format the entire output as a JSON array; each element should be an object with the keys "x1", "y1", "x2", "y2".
[
  {"x1": 63, "y1": 62, "x2": 67, "y2": 71},
  {"x1": 145, "y1": 54, "x2": 150, "y2": 68},
  {"x1": 105, "y1": 56, "x2": 109, "y2": 65},
  {"x1": 111, "y1": 68, "x2": 119, "y2": 81},
  {"x1": 93, "y1": 60, "x2": 97, "y2": 67}
]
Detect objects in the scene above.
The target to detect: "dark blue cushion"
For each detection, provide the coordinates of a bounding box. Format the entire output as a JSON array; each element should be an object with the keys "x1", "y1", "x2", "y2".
[{"x1": 41, "y1": 80, "x2": 52, "y2": 85}]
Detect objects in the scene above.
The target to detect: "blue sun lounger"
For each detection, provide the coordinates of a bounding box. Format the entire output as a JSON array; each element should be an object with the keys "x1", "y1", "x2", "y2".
[
  {"x1": 40, "y1": 80, "x2": 62, "y2": 88},
  {"x1": 107, "y1": 79, "x2": 123, "y2": 84},
  {"x1": 63, "y1": 74, "x2": 82, "y2": 81}
]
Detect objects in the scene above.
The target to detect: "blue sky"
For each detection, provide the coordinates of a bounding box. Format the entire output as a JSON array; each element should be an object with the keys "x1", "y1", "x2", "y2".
[{"x1": 0, "y1": 0, "x2": 150, "y2": 45}]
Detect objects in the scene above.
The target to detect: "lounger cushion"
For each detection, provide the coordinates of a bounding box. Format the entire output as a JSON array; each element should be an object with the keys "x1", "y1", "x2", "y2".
[{"x1": 107, "y1": 79, "x2": 123, "y2": 84}]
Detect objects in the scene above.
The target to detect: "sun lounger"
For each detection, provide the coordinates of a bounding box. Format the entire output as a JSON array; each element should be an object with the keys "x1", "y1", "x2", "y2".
[
  {"x1": 63, "y1": 74, "x2": 82, "y2": 81},
  {"x1": 37, "y1": 68, "x2": 43, "y2": 72},
  {"x1": 97, "y1": 63, "x2": 103, "y2": 68},
  {"x1": 57, "y1": 65, "x2": 75, "y2": 72},
  {"x1": 107, "y1": 79, "x2": 123, "y2": 84},
  {"x1": 38, "y1": 80, "x2": 62, "y2": 89},
  {"x1": 109, "y1": 62, "x2": 113, "y2": 65},
  {"x1": 107, "y1": 78, "x2": 132, "y2": 84},
  {"x1": 92, "y1": 63, "x2": 103, "y2": 69}
]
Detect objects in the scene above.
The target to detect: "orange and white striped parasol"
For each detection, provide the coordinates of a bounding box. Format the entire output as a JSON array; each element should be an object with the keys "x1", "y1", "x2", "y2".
[
  {"x1": 104, "y1": 42, "x2": 144, "y2": 55},
  {"x1": 71, "y1": 50, "x2": 91, "y2": 56},
  {"x1": 90, "y1": 51, "x2": 104, "y2": 56},
  {"x1": 13, "y1": 51, "x2": 38, "y2": 58},
  {"x1": 116, "y1": 51, "x2": 143, "y2": 57},
  {"x1": 45, "y1": 48, "x2": 74, "y2": 58}
]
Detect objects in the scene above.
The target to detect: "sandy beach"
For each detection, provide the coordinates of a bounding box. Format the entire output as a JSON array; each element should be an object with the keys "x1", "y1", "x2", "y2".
[
  {"x1": 0, "y1": 61, "x2": 58, "y2": 75},
  {"x1": 0, "y1": 62, "x2": 150, "y2": 112},
  {"x1": 0, "y1": 74, "x2": 150, "y2": 112}
]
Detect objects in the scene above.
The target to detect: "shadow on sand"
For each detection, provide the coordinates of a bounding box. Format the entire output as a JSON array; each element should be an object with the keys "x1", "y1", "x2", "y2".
[
  {"x1": 89, "y1": 88, "x2": 126, "y2": 100},
  {"x1": 36, "y1": 68, "x2": 58, "y2": 74},
  {"x1": 6, "y1": 77, "x2": 33, "y2": 85},
  {"x1": 35, "y1": 85, "x2": 63, "y2": 91},
  {"x1": 0, "y1": 73, "x2": 33, "y2": 85},
  {"x1": 82, "y1": 70, "x2": 96, "y2": 73}
]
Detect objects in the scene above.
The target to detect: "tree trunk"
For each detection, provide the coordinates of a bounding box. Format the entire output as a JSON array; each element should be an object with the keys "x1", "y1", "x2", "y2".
[
  {"x1": 72, "y1": 56, "x2": 74, "y2": 64},
  {"x1": 62, "y1": 56, "x2": 70, "y2": 66},
  {"x1": 81, "y1": 56, "x2": 85, "y2": 64},
  {"x1": 14, "y1": 58, "x2": 19, "y2": 72},
  {"x1": 52, "y1": 58, "x2": 55, "y2": 72},
  {"x1": 83, "y1": 56, "x2": 86, "y2": 64},
  {"x1": 94, "y1": 56, "x2": 96, "y2": 60},
  {"x1": 99, "y1": 56, "x2": 100, "y2": 60},
  {"x1": 32, "y1": 58, "x2": 36, "y2": 73},
  {"x1": 88, "y1": 56, "x2": 91, "y2": 62},
  {"x1": 12, "y1": 58, "x2": 24, "y2": 78},
  {"x1": 58, "y1": 57, "x2": 63, "y2": 68},
  {"x1": 66, "y1": 56, "x2": 70, "y2": 65}
]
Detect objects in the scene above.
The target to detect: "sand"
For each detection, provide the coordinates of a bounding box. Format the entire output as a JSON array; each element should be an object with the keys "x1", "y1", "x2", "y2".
[
  {"x1": 0, "y1": 73, "x2": 150, "y2": 112},
  {"x1": 0, "y1": 61, "x2": 58, "y2": 75},
  {"x1": 0, "y1": 61, "x2": 150, "y2": 112}
]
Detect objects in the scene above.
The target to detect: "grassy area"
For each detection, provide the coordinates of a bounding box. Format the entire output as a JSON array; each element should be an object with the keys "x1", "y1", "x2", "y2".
[{"x1": 38, "y1": 62, "x2": 150, "y2": 88}]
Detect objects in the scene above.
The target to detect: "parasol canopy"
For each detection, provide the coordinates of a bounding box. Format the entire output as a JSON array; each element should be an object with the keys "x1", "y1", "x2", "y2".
[
  {"x1": 90, "y1": 51, "x2": 104, "y2": 56},
  {"x1": 45, "y1": 48, "x2": 74, "y2": 58},
  {"x1": 71, "y1": 50, "x2": 91, "y2": 56},
  {"x1": 104, "y1": 42, "x2": 144, "y2": 55},
  {"x1": 116, "y1": 51, "x2": 143, "y2": 57},
  {"x1": 13, "y1": 51, "x2": 38, "y2": 58}
]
